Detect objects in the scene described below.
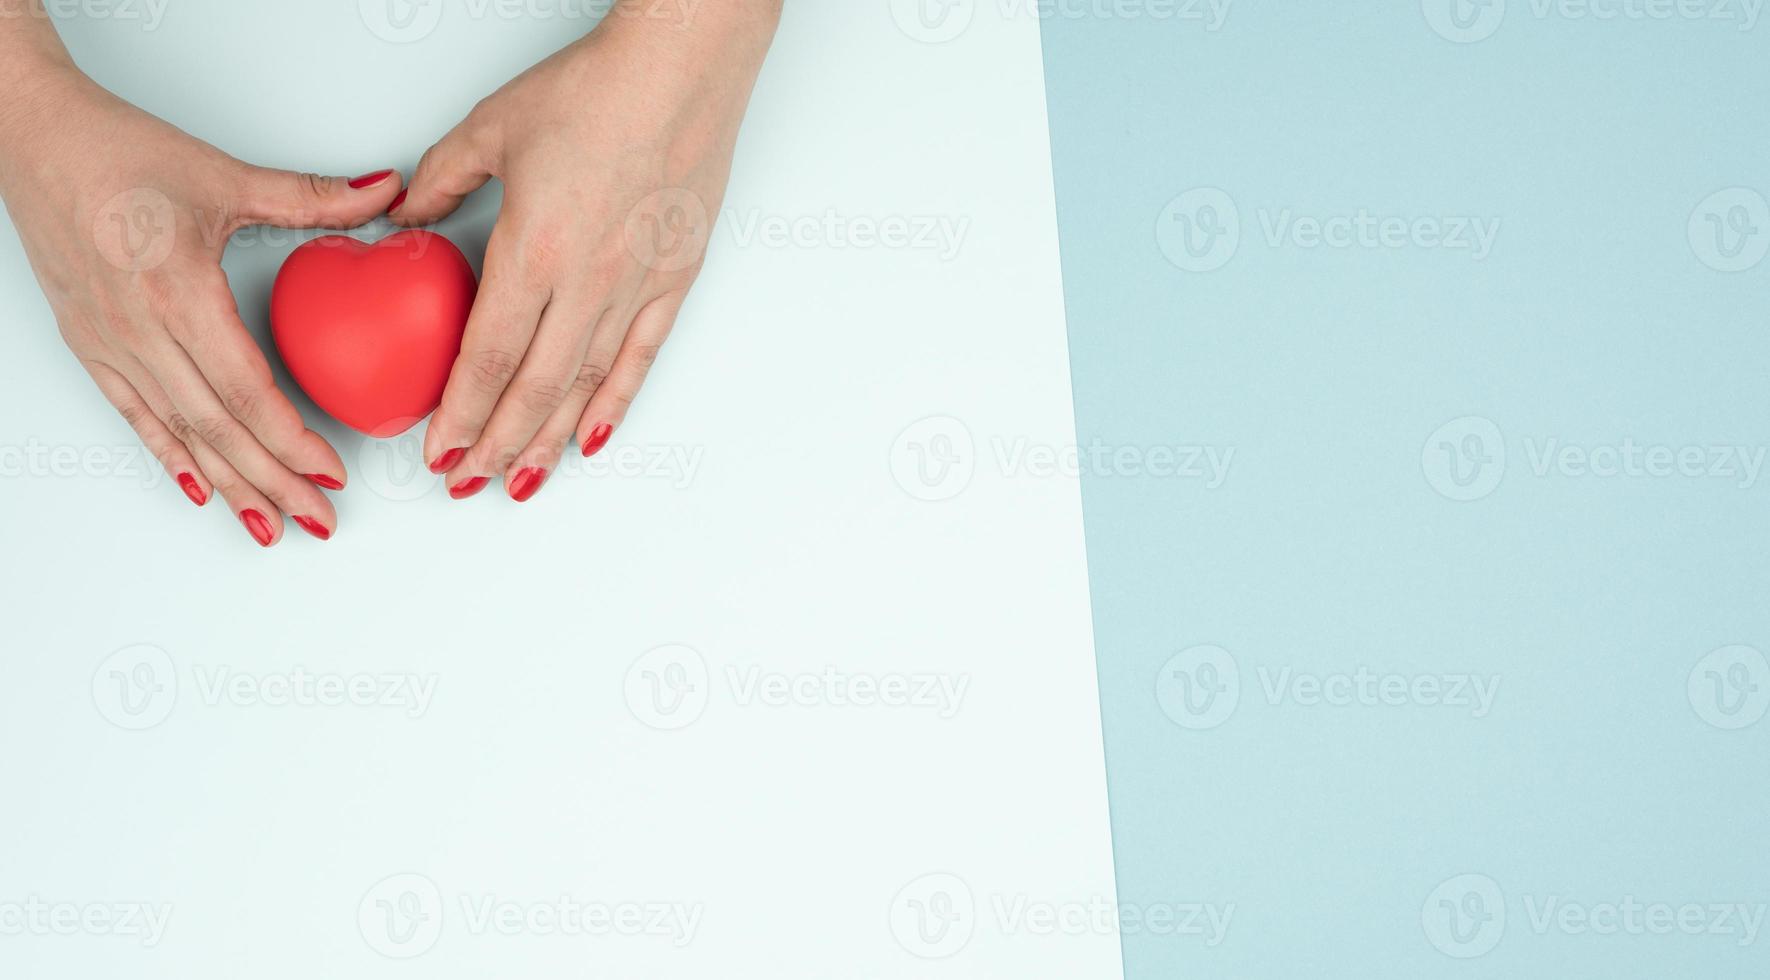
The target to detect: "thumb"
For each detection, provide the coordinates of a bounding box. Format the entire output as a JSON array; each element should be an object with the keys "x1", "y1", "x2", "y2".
[
  {"x1": 389, "y1": 125, "x2": 494, "y2": 227},
  {"x1": 234, "y1": 165, "x2": 405, "y2": 230}
]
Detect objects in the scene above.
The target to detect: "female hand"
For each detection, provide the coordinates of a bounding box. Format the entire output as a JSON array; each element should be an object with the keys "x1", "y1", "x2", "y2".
[
  {"x1": 0, "y1": 44, "x2": 403, "y2": 545},
  {"x1": 392, "y1": 0, "x2": 781, "y2": 501}
]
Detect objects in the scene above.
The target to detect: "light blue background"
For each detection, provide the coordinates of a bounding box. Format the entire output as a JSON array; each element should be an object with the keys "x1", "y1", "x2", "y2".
[{"x1": 1041, "y1": 3, "x2": 1770, "y2": 977}]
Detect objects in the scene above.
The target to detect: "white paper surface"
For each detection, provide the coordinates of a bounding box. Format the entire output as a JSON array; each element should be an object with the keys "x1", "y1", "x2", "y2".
[{"x1": 0, "y1": 2, "x2": 1120, "y2": 977}]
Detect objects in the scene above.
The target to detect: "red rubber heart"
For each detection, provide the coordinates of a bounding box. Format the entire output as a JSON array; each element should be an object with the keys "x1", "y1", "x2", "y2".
[{"x1": 271, "y1": 230, "x2": 478, "y2": 438}]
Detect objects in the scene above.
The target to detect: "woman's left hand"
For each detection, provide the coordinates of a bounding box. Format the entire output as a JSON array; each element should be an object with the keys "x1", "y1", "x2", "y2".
[{"x1": 392, "y1": 0, "x2": 780, "y2": 502}]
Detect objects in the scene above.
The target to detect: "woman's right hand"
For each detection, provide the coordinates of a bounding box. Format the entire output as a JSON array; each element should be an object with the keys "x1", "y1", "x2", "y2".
[{"x1": 0, "y1": 60, "x2": 403, "y2": 546}]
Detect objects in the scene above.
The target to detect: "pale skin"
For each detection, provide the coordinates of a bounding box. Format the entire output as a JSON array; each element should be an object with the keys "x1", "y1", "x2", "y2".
[{"x1": 0, "y1": 0, "x2": 780, "y2": 543}]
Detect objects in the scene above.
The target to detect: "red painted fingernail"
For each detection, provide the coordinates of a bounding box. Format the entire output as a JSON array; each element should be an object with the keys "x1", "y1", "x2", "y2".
[
  {"x1": 240, "y1": 509, "x2": 274, "y2": 547},
  {"x1": 429, "y1": 447, "x2": 465, "y2": 474},
  {"x1": 581, "y1": 422, "x2": 613, "y2": 458},
  {"x1": 448, "y1": 476, "x2": 489, "y2": 500},
  {"x1": 176, "y1": 472, "x2": 207, "y2": 506},
  {"x1": 291, "y1": 515, "x2": 332, "y2": 541},
  {"x1": 305, "y1": 472, "x2": 345, "y2": 491},
  {"x1": 386, "y1": 188, "x2": 408, "y2": 213},
  {"x1": 508, "y1": 467, "x2": 547, "y2": 503},
  {"x1": 348, "y1": 169, "x2": 394, "y2": 190}
]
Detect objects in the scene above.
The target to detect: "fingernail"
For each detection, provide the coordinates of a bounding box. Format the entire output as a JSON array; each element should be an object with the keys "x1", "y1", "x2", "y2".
[
  {"x1": 508, "y1": 467, "x2": 547, "y2": 503},
  {"x1": 581, "y1": 422, "x2": 613, "y2": 458},
  {"x1": 386, "y1": 189, "x2": 408, "y2": 214},
  {"x1": 240, "y1": 509, "x2": 274, "y2": 547},
  {"x1": 291, "y1": 515, "x2": 332, "y2": 541},
  {"x1": 305, "y1": 473, "x2": 345, "y2": 491},
  {"x1": 177, "y1": 472, "x2": 207, "y2": 506},
  {"x1": 429, "y1": 447, "x2": 465, "y2": 474},
  {"x1": 348, "y1": 170, "x2": 394, "y2": 190},
  {"x1": 448, "y1": 476, "x2": 490, "y2": 500}
]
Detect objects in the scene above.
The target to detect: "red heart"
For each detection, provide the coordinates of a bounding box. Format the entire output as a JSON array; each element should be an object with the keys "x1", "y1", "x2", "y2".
[{"x1": 271, "y1": 230, "x2": 478, "y2": 438}]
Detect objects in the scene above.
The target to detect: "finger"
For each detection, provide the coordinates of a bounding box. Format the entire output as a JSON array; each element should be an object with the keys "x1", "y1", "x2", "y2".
[
  {"x1": 232, "y1": 163, "x2": 405, "y2": 231},
  {"x1": 389, "y1": 119, "x2": 494, "y2": 227},
  {"x1": 173, "y1": 272, "x2": 349, "y2": 491},
  {"x1": 140, "y1": 337, "x2": 338, "y2": 542},
  {"x1": 123, "y1": 360, "x2": 287, "y2": 547},
  {"x1": 422, "y1": 225, "x2": 549, "y2": 472},
  {"x1": 575, "y1": 290, "x2": 685, "y2": 457},
  {"x1": 493, "y1": 303, "x2": 627, "y2": 502},
  {"x1": 464, "y1": 295, "x2": 612, "y2": 502},
  {"x1": 86, "y1": 358, "x2": 210, "y2": 507}
]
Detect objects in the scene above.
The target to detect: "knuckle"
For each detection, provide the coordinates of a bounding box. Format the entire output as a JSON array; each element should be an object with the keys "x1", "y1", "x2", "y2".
[
  {"x1": 165, "y1": 411, "x2": 197, "y2": 444},
  {"x1": 466, "y1": 347, "x2": 523, "y2": 395},
  {"x1": 518, "y1": 226, "x2": 567, "y2": 280},
  {"x1": 139, "y1": 274, "x2": 180, "y2": 314},
  {"x1": 572, "y1": 361, "x2": 608, "y2": 396},
  {"x1": 625, "y1": 342, "x2": 663, "y2": 372},
  {"x1": 117, "y1": 399, "x2": 151, "y2": 430},
  {"x1": 299, "y1": 172, "x2": 333, "y2": 200},
  {"x1": 219, "y1": 381, "x2": 264, "y2": 428},
  {"x1": 517, "y1": 376, "x2": 570, "y2": 415},
  {"x1": 192, "y1": 413, "x2": 239, "y2": 453}
]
